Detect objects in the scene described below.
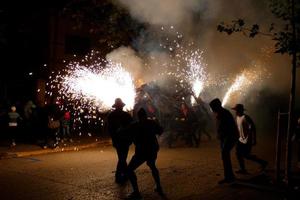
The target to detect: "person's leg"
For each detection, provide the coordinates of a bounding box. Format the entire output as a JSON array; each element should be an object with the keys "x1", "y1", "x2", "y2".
[
  {"x1": 127, "y1": 155, "x2": 145, "y2": 197},
  {"x1": 236, "y1": 142, "x2": 247, "y2": 173},
  {"x1": 62, "y1": 126, "x2": 66, "y2": 139},
  {"x1": 115, "y1": 145, "x2": 129, "y2": 183},
  {"x1": 243, "y1": 145, "x2": 268, "y2": 170},
  {"x1": 146, "y1": 157, "x2": 163, "y2": 195},
  {"x1": 191, "y1": 129, "x2": 199, "y2": 147},
  {"x1": 10, "y1": 127, "x2": 16, "y2": 146},
  {"x1": 220, "y1": 143, "x2": 235, "y2": 183},
  {"x1": 66, "y1": 125, "x2": 70, "y2": 138}
]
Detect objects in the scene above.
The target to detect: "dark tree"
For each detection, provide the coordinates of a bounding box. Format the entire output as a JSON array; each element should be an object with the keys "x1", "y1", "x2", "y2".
[{"x1": 62, "y1": 0, "x2": 145, "y2": 49}]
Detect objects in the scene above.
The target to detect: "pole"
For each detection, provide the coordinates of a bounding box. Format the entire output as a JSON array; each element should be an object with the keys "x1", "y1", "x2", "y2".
[
  {"x1": 285, "y1": 0, "x2": 297, "y2": 185},
  {"x1": 275, "y1": 110, "x2": 282, "y2": 182}
]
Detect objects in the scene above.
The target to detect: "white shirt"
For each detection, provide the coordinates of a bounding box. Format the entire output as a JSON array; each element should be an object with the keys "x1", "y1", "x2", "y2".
[{"x1": 236, "y1": 115, "x2": 248, "y2": 144}]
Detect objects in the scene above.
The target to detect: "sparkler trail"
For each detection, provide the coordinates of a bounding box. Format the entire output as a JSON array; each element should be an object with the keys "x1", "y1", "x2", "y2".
[
  {"x1": 221, "y1": 66, "x2": 267, "y2": 107},
  {"x1": 222, "y1": 73, "x2": 248, "y2": 107}
]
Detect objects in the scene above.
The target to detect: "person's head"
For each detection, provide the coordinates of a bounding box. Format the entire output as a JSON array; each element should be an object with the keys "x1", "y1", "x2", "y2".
[
  {"x1": 112, "y1": 98, "x2": 125, "y2": 110},
  {"x1": 137, "y1": 108, "x2": 147, "y2": 121},
  {"x1": 209, "y1": 98, "x2": 222, "y2": 113},
  {"x1": 11, "y1": 106, "x2": 16, "y2": 112},
  {"x1": 231, "y1": 104, "x2": 245, "y2": 116}
]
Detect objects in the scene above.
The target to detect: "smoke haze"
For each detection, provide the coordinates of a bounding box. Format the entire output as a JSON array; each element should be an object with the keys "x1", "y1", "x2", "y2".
[{"x1": 109, "y1": 0, "x2": 295, "y2": 118}]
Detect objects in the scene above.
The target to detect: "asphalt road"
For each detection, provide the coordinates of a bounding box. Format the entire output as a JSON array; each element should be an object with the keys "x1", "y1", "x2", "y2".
[{"x1": 0, "y1": 141, "x2": 286, "y2": 200}]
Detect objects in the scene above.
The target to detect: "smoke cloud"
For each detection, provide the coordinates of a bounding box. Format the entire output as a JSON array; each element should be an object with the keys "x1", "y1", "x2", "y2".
[
  {"x1": 110, "y1": 0, "x2": 293, "y2": 112},
  {"x1": 106, "y1": 46, "x2": 144, "y2": 81},
  {"x1": 116, "y1": 0, "x2": 213, "y2": 26}
]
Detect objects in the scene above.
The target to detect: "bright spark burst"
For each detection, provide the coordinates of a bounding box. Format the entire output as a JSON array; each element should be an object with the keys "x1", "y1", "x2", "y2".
[
  {"x1": 47, "y1": 53, "x2": 136, "y2": 135},
  {"x1": 186, "y1": 50, "x2": 207, "y2": 98},
  {"x1": 61, "y1": 62, "x2": 135, "y2": 111},
  {"x1": 222, "y1": 67, "x2": 265, "y2": 107},
  {"x1": 154, "y1": 26, "x2": 209, "y2": 102}
]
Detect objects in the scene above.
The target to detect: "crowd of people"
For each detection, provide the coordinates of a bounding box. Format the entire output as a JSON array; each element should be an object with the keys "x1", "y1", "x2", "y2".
[
  {"x1": 106, "y1": 97, "x2": 270, "y2": 199},
  {"x1": 3, "y1": 95, "x2": 300, "y2": 199},
  {"x1": 0, "y1": 100, "x2": 73, "y2": 148}
]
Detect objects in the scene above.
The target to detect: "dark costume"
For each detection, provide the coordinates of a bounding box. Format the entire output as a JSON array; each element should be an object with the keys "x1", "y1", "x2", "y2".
[
  {"x1": 107, "y1": 98, "x2": 133, "y2": 184},
  {"x1": 210, "y1": 98, "x2": 238, "y2": 183},
  {"x1": 126, "y1": 108, "x2": 164, "y2": 199}
]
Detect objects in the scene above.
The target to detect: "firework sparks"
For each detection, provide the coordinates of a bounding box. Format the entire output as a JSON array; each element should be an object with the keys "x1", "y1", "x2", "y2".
[
  {"x1": 60, "y1": 62, "x2": 136, "y2": 111},
  {"x1": 154, "y1": 26, "x2": 209, "y2": 102},
  {"x1": 222, "y1": 66, "x2": 266, "y2": 107},
  {"x1": 222, "y1": 73, "x2": 248, "y2": 107},
  {"x1": 186, "y1": 50, "x2": 208, "y2": 98}
]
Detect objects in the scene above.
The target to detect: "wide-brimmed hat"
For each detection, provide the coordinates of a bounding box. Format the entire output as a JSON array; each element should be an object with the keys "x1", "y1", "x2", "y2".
[
  {"x1": 231, "y1": 104, "x2": 246, "y2": 112},
  {"x1": 112, "y1": 98, "x2": 125, "y2": 108}
]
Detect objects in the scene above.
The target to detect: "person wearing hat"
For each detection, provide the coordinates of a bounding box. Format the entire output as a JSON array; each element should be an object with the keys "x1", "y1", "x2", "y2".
[
  {"x1": 209, "y1": 98, "x2": 238, "y2": 184},
  {"x1": 232, "y1": 104, "x2": 268, "y2": 174},
  {"x1": 107, "y1": 98, "x2": 133, "y2": 184}
]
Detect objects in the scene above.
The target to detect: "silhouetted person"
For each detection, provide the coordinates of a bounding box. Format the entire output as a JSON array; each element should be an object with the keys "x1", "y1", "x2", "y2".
[
  {"x1": 107, "y1": 98, "x2": 133, "y2": 184},
  {"x1": 232, "y1": 104, "x2": 268, "y2": 174},
  {"x1": 209, "y1": 98, "x2": 238, "y2": 184},
  {"x1": 126, "y1": 108, "x2": 164, "y2": 199},
  {"x1": 7, "y1": 106, "x2": 22, "y2": 147}
]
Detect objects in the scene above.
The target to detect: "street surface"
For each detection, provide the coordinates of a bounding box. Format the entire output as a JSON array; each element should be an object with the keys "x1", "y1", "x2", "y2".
[{"x1": 0, "y1": 140, "x2": 286, "y2": 200}]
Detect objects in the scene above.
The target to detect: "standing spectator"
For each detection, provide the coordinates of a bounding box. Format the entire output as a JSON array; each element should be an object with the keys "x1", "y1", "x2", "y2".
[
  {"x1": 60, "y1": 111, "x2": 72, "y2": 142},
  {"x1": 209, "y1": 98, "x2": 238, "y2": 184},
  {"x1": 232, "y1": 104, "x2": 268, "y2": 174},
  {"x1": 126, "y1": 108, "x2": 164, "y2": 199},
  {"x1": 7, "y1": 105, "x2": 22, "y2": 147},
  {"x1": 45, "y1": 103, "x2": 61, "y2": 148},
  {"x1": 107, "y1": 98, "x2": 133, "y2": 184}
]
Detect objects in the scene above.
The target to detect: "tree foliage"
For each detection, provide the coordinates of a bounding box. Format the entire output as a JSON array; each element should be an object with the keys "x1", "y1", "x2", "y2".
[
  {"x1": 62, "y1": 0, "x2": 145, "y2": 48},
  {"x1": 217, "y1": 0, "x2": 300, "y2": 63}
]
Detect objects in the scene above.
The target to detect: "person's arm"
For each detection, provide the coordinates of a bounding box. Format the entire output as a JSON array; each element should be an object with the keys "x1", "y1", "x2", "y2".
[{"x1": 245, "y1": 115, "x2": 256, "y2": 145}]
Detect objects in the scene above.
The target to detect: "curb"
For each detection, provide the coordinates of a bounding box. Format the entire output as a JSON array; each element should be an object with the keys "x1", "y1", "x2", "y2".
[{"x1": 0, "y1": 140, "x2": 112, "y2": 159}]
